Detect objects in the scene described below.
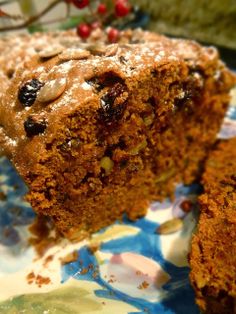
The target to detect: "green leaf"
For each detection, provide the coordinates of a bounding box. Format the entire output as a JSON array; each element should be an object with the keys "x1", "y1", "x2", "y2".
[
  {"x1": 59, "y1": 16, "x2": 83, "y2": 30},
  {"x1": 27, "y1": 24, "x2": 44, "y2": 33}
]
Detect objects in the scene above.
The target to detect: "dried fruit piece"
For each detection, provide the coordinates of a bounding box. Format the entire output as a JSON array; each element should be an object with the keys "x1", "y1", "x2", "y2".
[
  {"x1": 18, "y1": 79, "x2": 44, "y2": 107},
  {"x1": 38, "y1": 45, "x2": 64, "y2": 58},
  {"x1": 86, "y1": 77, "x2": 103, "y2": 91},
  {"x1": 24, "y1": 116, "x2": 47, "y2": 137},
  {"x1": 156, "y1": 218, "x2": 183, "y2": 235},
  {"x1": 87, "y1": 72, "x2": 124, "y2": 92},
  {"x1": 37, "y1": 78, "x2": 67, "y2": 103},
  {"x1": 98, "y1": 82, "x2": 128, "y2": 124},
  {"x1": 100, "y1": 156, "x2": 114, "y2": 175}
]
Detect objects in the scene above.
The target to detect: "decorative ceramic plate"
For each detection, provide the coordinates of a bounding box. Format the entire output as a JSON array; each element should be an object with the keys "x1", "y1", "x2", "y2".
[{"x1": 0, "y1": 95, "x2": 235, "y2": 314}]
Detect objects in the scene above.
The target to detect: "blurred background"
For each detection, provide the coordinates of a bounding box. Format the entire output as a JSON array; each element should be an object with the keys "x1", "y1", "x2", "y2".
[{"x1": 0, "y1": 0, "x2": 236, "y2": 67}]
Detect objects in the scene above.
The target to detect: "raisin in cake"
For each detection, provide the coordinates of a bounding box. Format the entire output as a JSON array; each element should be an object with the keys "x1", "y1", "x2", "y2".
[
  {"x1": 190, "y1": 137, "x2": 236, "y2": 314},
  {"x1": 0, "y1": 29, "x2": 235, "y2": 240}
]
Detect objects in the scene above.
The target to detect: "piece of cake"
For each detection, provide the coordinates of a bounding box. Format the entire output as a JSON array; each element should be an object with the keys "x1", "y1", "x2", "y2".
[
  {"x1": 0, "y1": 29, "x2": 235, "y2": 240},
  {"x1": 190, "y1": 137, "x2": 236, "y2": 314}
]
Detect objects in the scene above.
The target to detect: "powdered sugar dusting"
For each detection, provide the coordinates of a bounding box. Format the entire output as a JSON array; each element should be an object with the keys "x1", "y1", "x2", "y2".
[
  {"x1": 155, "y1": 55, "x2": 162, "y2": 62},
  {"x1": 52, "y1": 61, "x2": 74, "y2": 75},
  {"x1": 168, "y1": 56, "x2": 178, "y2": 61},
  {"x1": 0, "y1": 127, "x2": 18, "y2": 148},
  {"x1": 7, "y1": 138, "x2": 17, "y2": 147},
  {"x1": 159, "y1": 51, "x2": 165, "y2": 57},
  {"x1": 34, "y1": 67, "x2": 45, "y2": 74},
  {"x1": 37, "y1": 77, "x2": 67, "y2": 103},
  {"x1": 0, "y1": 28, "x2": 228, "y2": 158},
  {"x1": 81, "y1": 82, "x2": 92, "y2": 90}
]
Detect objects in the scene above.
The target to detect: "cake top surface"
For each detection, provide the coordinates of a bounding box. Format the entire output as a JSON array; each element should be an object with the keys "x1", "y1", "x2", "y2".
[
  {"x1": 0, "y1": 28, "x2": 219, "y2": 78},
  {"x1": 0, "y1": 28, "x2": 234, "y2": 160}
]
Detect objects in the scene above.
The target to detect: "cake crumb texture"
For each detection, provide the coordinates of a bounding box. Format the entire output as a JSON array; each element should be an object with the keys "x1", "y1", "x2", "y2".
[{"x1": 190, "y1": 137, "x2": 236, "y2": 314}]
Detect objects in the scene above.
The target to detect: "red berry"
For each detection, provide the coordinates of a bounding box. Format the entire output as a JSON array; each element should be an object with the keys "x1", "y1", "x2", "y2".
[
  {"x1": 97, "y1": 3, "x2": 107, "y2": 14},
  {"x1": 77, "y1": 23, "x2": 91, "y2": 39},
  {"x1": 107, "y1": 28, "x2": 120, "y2": 43},
  {"x1": 115, "y1": 0, "x2": 130, "y2": 17},
  {"x1": 72, "y1": 0, "x2": 89, "y2": 9}
]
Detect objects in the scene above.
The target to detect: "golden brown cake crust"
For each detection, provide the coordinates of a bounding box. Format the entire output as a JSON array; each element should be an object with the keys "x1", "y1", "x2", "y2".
[
  {"x1": 0, "y1": 29, "x2": 235, "y2": 240},
  {"x1": 190, "y1": 137, "x2": 236, "y2": 314}
]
